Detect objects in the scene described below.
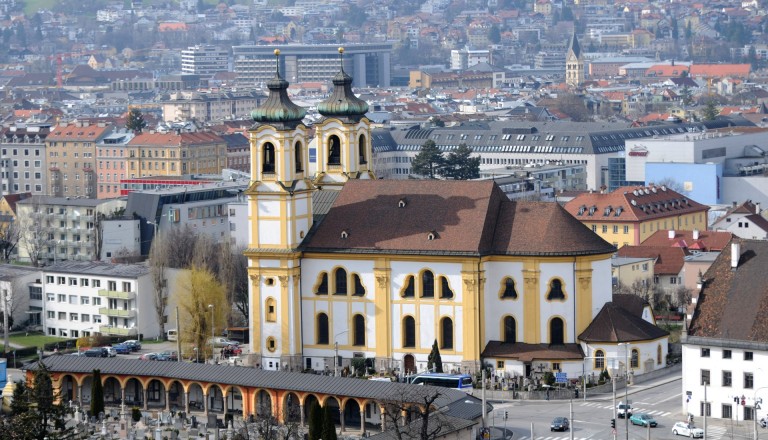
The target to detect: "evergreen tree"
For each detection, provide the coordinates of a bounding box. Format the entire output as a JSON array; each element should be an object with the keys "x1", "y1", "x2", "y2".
[
  {"x1": 321, "y1": 405, "x2": 338, "y2": 440},
  {"x1": 30, "y1": 363, "x2": 72, "y2": 438},
  {"x1": 90, "y1": 369, "x2": 105, "y2": 418},
  {"x1": 411, "y1": 140, "x2": 444, "y2": 179},
  {"x1": 126, "y1": 108, "x2": 147, "y2": 132},
  {"x1": 441, "y1": 143, "x2": 480, "y2": 180},
  {"x1": 10, "y1": 379, "x2": 29, "y2": 416},
  {"x1": 702, "y1": 100, "x2": 719, "y2": 121},
  {"x1": 488, "y1": 25, "x2": 501, "y2": 45},
  {"x1": 680, "y1": 86, "x2": 693, "y2": 106},
  {"x1": 671, "y1": 18, "x2": 679, "y2": 40},
  {"x1": 308, "y1": 401, "x2": 323, "y2": 440},
  {"x1": 427, "y1": 340, "x2": 443, "y2": 373}
]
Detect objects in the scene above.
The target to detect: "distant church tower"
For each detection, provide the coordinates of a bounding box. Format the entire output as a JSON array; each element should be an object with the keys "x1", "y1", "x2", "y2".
[
  {"x1": 246, "y1": 50, "x2": 311, "y2": 371},
  {"x1": 313, "y1": 48, "x2": 375, "y2": 189},
  {"x1": 566, "y1": 33, "x2": 584, "y2": 88}
]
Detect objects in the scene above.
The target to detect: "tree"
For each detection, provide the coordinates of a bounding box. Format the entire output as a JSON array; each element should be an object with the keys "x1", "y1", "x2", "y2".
[
  {"x1": 680, "y1": 86, "x2": 693, "y2": 106},
  {"x1": 3, "y1": 278, "x2": 28, "y2": 354},
  {"x1": 308, "y1": 401, "x2": 323, "y2": 440},
  {"x1": 149, "y1": 232, "x2": 169, "y2": 339},
  {"x1": 488, "y1": 25, "x2": 501, "y2": 44},
  {"x1": 556, "y1": 94, "x2": 593, "y2": 122},
  {"x1": 90, "y1": 369, "x2": 104, "y2": 418},
  {"x1": 411, "y1": 140, "x2": 444, "y2": 179},
  {"x1": 379, "y1": 388, "x2": 450, "y2": 440},
  {"x1": 18, "y1": 198, "x2": 49, "y2": 267},
  {"x1": 440, "y1": 143, "x2": 480, "y2": 180},
  {"x1": 321, "y1": 405, "x2": 338, "y2": 440},
  {"x1": 164, "y1": 225, "x2": 199, "y2": 269},
  {"x1": 702, "y1": 100, "x2": 719, "y2": 121},
  {"x1": 175, "y1": 266, "x2": 227, "y2": 360},
  {"x1": 427, "y1": 340, "x2": 443, "y2": 373},
  {"x1": 217, "y1": 242, "x2": 249, "y2": 325},
  {"x1": 0, "y1": 219, "x2": 20, "y2": 262},
  {"x1": 671, "y1": 17, "x2": 679, "y2": 40},
  {"x1": 10, "y1": 379, "x2": 29, "y2": 416},
  {"x1": 125, "y1": 108, "x2": 147, "y2": 133}
]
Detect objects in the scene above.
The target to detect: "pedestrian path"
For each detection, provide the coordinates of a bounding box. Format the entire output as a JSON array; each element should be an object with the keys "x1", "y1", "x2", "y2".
[
  {"x1": 577, "y1": 401, "x2": 672, "y2": 417},
  {"x1": 705, "y1": 425, "x2": 728, "y2": 439},
  {"x1": 514, "y1": 436, "x2": 595, "y2": 440}
]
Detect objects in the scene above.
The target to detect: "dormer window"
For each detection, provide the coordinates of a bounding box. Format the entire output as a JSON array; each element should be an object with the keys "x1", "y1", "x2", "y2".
[
  {"x1": 398, "y1": 198, "x2": 407, "y2": 208},
  {"x1": 577, "y1": 205, "x2": 586, "y2": 215},
  {"x1": 340, "y1": 230, "x2": 348, "y2": 239},
  {"x1": 588, "y1": 206, "x2": 596, "y2": 216},
  {"x1": 427, "y1": 231, "x2": 437, "y2": 240}
]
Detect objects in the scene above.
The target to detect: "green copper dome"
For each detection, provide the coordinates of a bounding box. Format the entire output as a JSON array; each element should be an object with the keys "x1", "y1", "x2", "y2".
[
  {"x1": 317, "y1": 48, "x2": 369, "y2": 121},
  {"x1": 251, "y1": 49, "x2": 307, "y2": 127}
]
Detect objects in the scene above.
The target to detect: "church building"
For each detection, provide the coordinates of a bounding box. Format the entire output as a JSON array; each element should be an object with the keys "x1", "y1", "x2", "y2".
[
  {"x1": 565, "y1": 33, "x2": 584, "y2": 88},
  {"x1": 245, "y1": 49, "x2": 667, "y2": 380}
]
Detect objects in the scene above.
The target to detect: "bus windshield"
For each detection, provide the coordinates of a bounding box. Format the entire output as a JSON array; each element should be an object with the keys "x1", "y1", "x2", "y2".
[{"x1": 410, "y1": 374, "x2": 473, "y2": 390}]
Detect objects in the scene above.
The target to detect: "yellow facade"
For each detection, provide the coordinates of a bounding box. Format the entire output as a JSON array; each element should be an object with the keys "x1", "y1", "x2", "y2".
[
  {"x1": 126, "y1": 142, "x2": 226, "y2": 177},
  {"x1": 584, "y1": 211, "x2": 708, "y2": 247}
]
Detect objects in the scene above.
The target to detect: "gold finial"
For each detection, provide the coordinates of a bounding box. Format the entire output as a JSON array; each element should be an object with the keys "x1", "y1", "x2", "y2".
[
  {"x1": 338, "y1": 47, "x2": 344, "y2": 54},
  {"x1": 274, "y1": 49, "x2": 280, "y2": 56},
  {"x1": 274, "y1": 49, "x2": 281, "y2": 76}
]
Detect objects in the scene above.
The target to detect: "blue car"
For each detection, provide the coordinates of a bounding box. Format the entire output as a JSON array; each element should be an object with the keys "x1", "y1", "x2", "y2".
[{"x1": 113, "y1": 344, "x2": 131, "y2": 354}]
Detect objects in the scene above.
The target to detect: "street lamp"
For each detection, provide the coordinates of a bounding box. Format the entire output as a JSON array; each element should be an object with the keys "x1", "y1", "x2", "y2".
[
  {"x1": 193, "y1": 347, "x2": 199, "y2": 363},
  {"x1": 334, "y1": 329, "x2": 349, "y2": 377},
  {"x1": 618, "y1": 342, "x2": 630, "y2": 440},
  {"x1": 208, "y1": 304, "x2": 214, "y2": 363},
  {"x1": 754, "y1": 385, "x2": 768, "y2": 440}
]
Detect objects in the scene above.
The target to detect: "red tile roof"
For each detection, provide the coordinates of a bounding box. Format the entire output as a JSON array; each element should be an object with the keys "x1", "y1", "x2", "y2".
[
  {"x1": 616, "y1": 245, "x2": 686, "y2": 275},
  {"x1": 481, "y1": 342, "x2": 584, "y2": 361},
  {"x1": 47, "y1": 123, "x2": 113, "y2": 141},
  {"x1": 579, "y1": 300, "x2": 668, "y2": 342},
  {"x1": 641, "y1": 230, "x2": 732, "y2": 252},
  {"x1": 128, "y1": 131, "x2": 224, "y2": 146}
]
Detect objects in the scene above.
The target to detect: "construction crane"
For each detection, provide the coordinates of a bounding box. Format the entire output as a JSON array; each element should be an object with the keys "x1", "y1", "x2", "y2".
[{"x1": 47, "y1": 51, "x2": 96, "y2": 88}]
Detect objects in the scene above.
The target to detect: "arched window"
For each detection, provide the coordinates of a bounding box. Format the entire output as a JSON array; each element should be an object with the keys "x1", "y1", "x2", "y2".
[
  {"x1": 403, "y1": 316, "x2": 416, "y2": 348},
  {"x1": 315, "y1": 272, "x2": 328, "y2": 295},
  {"x1": 440, "y1": 317, "x2": 454, "y2": 349},
  {"x1": 352, "y1": 274, "x2": 365, "y2": 296},
  {"x1": 549, "y1": 317, "x2": 564, "y2": 345},
  {"x1": 334, "y1": 268, "x2": 347, "y2": 295},
  {"x1": 547, "y1": 278, "x2": 566, "y2": 301},
  {"x1": 421, "y1": 270, "x2": 435, "y2": 297},
  {"x1": 657, "y1": 345, "x2": 662, "y2": 365},
  {"x1": 440, "y1": 276, "x2": 453, "y2": 299},
  {"x1": 328, "y1": 135, "x2": 341, "y2": 165},
  {"x1": 316, "y1": 313, "x2": 329, "y2": 345},
  {"x1": 263, "y1": 142, "x2": 275, "y2": 173},
  {"x1": 401, "y1": 275, "x2": 415, "y2": 297},
  {"x1": 358, "y1": 134, "x2": 367, "y2": 164},
  {"x1": 500, "y1": 277, "x2": 518, "y2": 299},
  {"x1": 353, "y1": 314, "x2": 365, "y2": 346},
  {"x1": 265, "y1": 297, "x2": 276, "y2": 322},
  {"x1": 631, "y1": 349, "x2": 639, "y2": 369},
  {"x1": 503, "y1": 316, "x2": 516, "y2": 343},
  {"x1": 595, "y1": 350, "x2": 605, "y2": 369},
  {"x1": 294, "y1": 141, "x2": 303, "y2": 172}
]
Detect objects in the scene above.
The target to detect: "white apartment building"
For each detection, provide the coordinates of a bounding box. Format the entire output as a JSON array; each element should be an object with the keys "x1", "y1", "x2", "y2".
[
  {"x1": 180, "y1": 45, "x2": 229, "y2": 76},
  {"x1": 0, "y1": 265, "x2": 44, "y2": 331}
]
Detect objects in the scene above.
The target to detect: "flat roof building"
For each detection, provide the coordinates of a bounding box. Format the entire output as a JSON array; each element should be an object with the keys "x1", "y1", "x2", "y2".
[{"x1": 181, "y1": 45, "x2": 229, "y2": 76}]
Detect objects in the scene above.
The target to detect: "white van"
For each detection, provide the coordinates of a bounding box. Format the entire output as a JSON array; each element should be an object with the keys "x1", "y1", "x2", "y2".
[{"x1": 167, "y1": 329, "x2": 178, "y2": 341}]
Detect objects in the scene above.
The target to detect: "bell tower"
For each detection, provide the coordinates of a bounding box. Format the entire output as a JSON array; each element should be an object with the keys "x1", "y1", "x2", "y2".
[
  {"x1": 566, "y1": 32, "x2": 584, "y2": 88},
  {"x1": 313, "y1": 47, "x2": 375, "y2": 189},
  {"x1": 246, "y1": 49, "x2": 310, "y2": 370}
]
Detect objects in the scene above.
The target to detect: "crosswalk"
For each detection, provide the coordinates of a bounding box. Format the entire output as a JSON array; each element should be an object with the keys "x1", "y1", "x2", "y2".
[
  {"x1": 705, "y1": 425, "x2": 728, "y2": 440},
  {"x1": 515, "y1": 437, "x2": 594, "y2": 440},
  {"x1": 577, "y1": 401, "x2": 672, "y2": 417}
]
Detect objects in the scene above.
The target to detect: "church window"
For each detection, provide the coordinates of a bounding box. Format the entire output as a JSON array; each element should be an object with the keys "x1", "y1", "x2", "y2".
[
  {"x1": 316, "y1": 313, "x2": 329, "y2": 345},
  {"x1": 440, "y1": 317, "x2": 454, "y2": 349},
  {"x1": 403, "y1": 316, "x2": 416, "y2": 348},
  {"x1": 266, "y1": 337, "x2": 276, "y2": 352},
  {"x1": 547, "y1": 278, "x2": 566, "y2": 301},
  {"x1": 595, "y1": 350, "x2": 605, "y2": 369},
  {"x1": 353, "y1": 274, "x2": 365, "y2": 296},
  {"x1": 440, "y1": 276, "x2": 453, "y2": 299},
  {"x1": 549, "y1": 317, "x2": 564, "y2": 345},
  {"x1": 263, "y1": 142, "x2": 275, "y2": 173},
  {"x1": 265, "y1": 298, "x2": 276, "y2": 322},
  {"x1": 315, "y1": 272, "x2": 328, "y2": 295},
  {"x1": 631, "y1": 349, "x2": 639, "y2": 369},
  {"x1": 295, "y1": 141, "x2": 303, "y2": 172},
  {"x1": 503, "y1": 316, "x2": 516, "y2": 343},
  {"x1": 334, "y1": 268, "x2": 347, "y2": 295},
  {"x1": 421, "y1": 270, "x2": 435, "y2": 297},
  {"x1": 328, "y1": 135, "x2": 341, "y2": 165},
  {"x1": 353, "y1": 314, "x2": 365, "y2": 346},
  {"x1": 401, "y1": 276, "x2": 415, "y2": 297},
  {"x1": 358, "y1": 134, "x2": 367, "y2": 164},
  {"x1": 500, "y1": 277, "x2": 518, "y2": 299}
]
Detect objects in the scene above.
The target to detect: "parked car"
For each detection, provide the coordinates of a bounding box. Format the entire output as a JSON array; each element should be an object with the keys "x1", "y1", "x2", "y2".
[
  {"x1": 617, "y1": 402, "x2": 633, "y2": 418},
  {"x1": 139, "y1": 352, "x2": 158, "y2": 361},
  {"x1": 672, "y1": 422, "x2": 703, "y2": 438},
  {"x1": 102, "y1": 346, "x2": 117, "y2": 357},
  {"x1": 112, "y1": 344, "x2": 131, "y2": 355},
  {"x1": 124, "y1": 340, "x2": 142, "y2": 351},
  {"x1": 84, "y1": 348, "x2": 108, "y2": 358},
  {"x1": 209, "y1": 337, "x2": 240, "y2": 348},
  {"x1": 630, "y1": 414, "x2": 657, "y2": 427},
  {"x1": 550, "y1": 417, "x2": 569, "y2": 432},
  {"x1": 156, "y1": 351, "x2": 178, "y2": 361}
]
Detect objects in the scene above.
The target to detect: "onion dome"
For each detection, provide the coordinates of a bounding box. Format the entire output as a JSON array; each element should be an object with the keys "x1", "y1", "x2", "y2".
[
  {"x1": 251, "y1": 49, "x2": 306, "y2": 128},
  {"x1": 317, "y1": 47, "x2": 369, "y2": 121}
]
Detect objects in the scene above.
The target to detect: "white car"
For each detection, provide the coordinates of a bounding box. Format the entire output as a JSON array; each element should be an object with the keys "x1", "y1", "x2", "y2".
[
  {"x1": 102, "y1": 346, "x2": 117, "y2": 357},
  {"x1": 672, "y1": 422, "x2": 704, "y2": 438},
  {"x1": 617, "y1": 402, "x2": 633, "y2": 418}
]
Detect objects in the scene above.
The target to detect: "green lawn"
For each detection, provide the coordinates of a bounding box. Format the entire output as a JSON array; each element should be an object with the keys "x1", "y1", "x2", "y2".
[
  {"x1": 8, "y1": 334, "x2": 67, "y2": 348},
  {"x1": 23, "y1": 0, "x2": 58, "y2": 15}
]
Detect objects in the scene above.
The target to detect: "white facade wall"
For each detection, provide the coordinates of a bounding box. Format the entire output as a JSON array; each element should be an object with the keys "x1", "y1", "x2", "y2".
[
  {"x1": 482, "y1": 261, "x2": 525, "y2": 343},
  {"x1": 101, "y1": 219, "x2": 141, "y2": 261}
]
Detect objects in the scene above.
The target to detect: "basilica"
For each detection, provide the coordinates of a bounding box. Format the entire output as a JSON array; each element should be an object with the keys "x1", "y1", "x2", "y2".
[{"x1": 245, "y1": 49, "x2": 668, "y2": 380}]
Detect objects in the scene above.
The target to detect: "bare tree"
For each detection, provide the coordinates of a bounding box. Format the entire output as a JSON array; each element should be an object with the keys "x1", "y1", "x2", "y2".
[
  {"x1": 380, "y1": 388, "x2": 454, "y2": 440},
  {"x1": 218, "y1": 241, "x2": 249, "y2": 325},
  {"x1": 18, "y1": 199, "x2": 49, "y2": 267},
  {"x1": 149, "y1": 232, "x2": 169, "y2": 340},
  {"x1": 0, "y1": 220, "x2": 20, "y2": 263},
  {"x1": 3, "y1": 278, "x2": 28, "y2": 353},
  {"x1": 673, "y1": 285, "x2": 694, "y2": 311},
  {"x1": 192, "y1": 234, "x2": 219, "y2": 275},
  {"x1": 165, "y1": 225, "x2": 198, "y2": 269}
]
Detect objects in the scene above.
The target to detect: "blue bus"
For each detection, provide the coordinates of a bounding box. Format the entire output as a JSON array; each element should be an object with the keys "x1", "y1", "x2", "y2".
[{"x1": 409, "y1": 373, "x2": 474, "y2": 391}]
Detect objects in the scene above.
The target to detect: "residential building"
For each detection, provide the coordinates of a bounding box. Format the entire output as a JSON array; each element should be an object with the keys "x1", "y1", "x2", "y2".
[
  {"x1": 0, "y1": 123, "x2": 51, "y2": 196},
  {"x1": 0, "y1": 264, "x2": 44, "y2": 331},
  {"x1": 683, "y1": 240, "x2": 768, "y2": 422},
  {"x1": 95, "y1": 130, "x2": 134, "y2": 199},
  {"x1": 711, "y1": 200, "x2": 768, "y2": 239},
  {"x1": 16, "y1": 196, "x2": 126, "y2": 265},
  {"x1": 160, "y1": 91, "x2": 264, "y2": 123},
  {"x1": 180, "y1": 45, "x2": 229, "y2": 76},
  {"x1": 564, "y1": 185, "x2": 710, "y2": 247},
  {"x1": 125, "y1": 131, "x2": 227, "y2": 178},
  {"x1": 46, "y1": 122, "x2": 115, "y2": 198},
  {"x1": 478, "y1": 162, "x2": 588, "y2": 200},
  {"x1": 450, "y1": 48, "x2": 491, "y2": 70},
  {"x1": 611, "y1": 256, "x2": 655, "y2": 289},
  {"x1": 233, "y1": 43, "x2": 393, "y2": 88},
  {"x1": 101, "y1": 218, "x2": 141, "y2": 261},
  {"x1": 220, "y1": 133, "x2": 250, "y2": 173}
]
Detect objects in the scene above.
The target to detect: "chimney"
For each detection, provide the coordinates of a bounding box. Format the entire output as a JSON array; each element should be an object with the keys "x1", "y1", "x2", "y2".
[
  {"x1": 668, "y1": 230, "x2": 675, "y2": 239},
  {"x1": 731, "y1": 242, "x2": 741, "y2": 270},
  {"x1": 692, "y1": 229, "x2": 700, "y2": 240},
  {"x1": 756, "y1": 202, "x2": 761, "y2": 215},
  {"x1": 732, "y1": 201, "x2": 737, "y2": 208}
]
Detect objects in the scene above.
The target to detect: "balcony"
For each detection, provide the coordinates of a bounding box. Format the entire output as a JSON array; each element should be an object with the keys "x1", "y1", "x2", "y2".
[
  {"x1": 98, "y1": 307, "x2": 136, "y2": 318},
  {"x1": 98, "y1": 326, "x2": 137, "y2": 337},
  {"x1": 98, "y1": 289, "x2": 136, "y2": 300}
]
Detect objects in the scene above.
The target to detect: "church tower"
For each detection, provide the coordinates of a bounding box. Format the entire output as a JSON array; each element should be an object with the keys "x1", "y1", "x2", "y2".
[
  {"x1": 313, "y1": 48, "x2": 375, "y2": 189},
  {"x1": 565, "y1": 33, "x2": 584, "y2": 88},
  {"x1": 246, "y1": 50, "x2": 310, "y2": 370}
]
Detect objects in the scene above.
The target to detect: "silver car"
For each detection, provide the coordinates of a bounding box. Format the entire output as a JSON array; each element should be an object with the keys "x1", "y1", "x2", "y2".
[
  {"x1": 672, "y1": 422, "x2": 704, "y2": 438},
  {"x1": 102, "y1": 346, "x2": 117, "y2": 357}
]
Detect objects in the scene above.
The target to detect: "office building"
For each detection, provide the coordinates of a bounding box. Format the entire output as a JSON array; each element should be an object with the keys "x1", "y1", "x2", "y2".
[{"x1": 181, "y1": 45, "x2": 229, "y2": 76}]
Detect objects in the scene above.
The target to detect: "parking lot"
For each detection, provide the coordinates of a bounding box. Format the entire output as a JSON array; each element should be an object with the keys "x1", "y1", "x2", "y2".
[{"x1": 87, "y1": 340, "x2": 249, "y2": 363}]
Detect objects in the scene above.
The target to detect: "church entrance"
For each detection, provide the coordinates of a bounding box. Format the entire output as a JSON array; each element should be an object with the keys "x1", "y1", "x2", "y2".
[{"x1": 403, "y1": 355, "x2": 415, "y2": 375}]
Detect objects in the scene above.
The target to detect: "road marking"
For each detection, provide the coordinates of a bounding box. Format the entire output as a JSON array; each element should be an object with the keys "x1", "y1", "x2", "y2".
[
  {"x1": 657, "y1": 392, "x2": 682, "y2": 403},
  {"x1": 706, "y1": 426, "x2": 727, "y2": 440}
]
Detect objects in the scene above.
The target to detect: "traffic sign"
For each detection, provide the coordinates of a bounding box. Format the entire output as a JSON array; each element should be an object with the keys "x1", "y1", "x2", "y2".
[
  {"x1": 555, "y1": 372, "x2": 567, "y2": 383},
  {"x1": 686, "y1": 391, "x2": 692, "y2": 396}
]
